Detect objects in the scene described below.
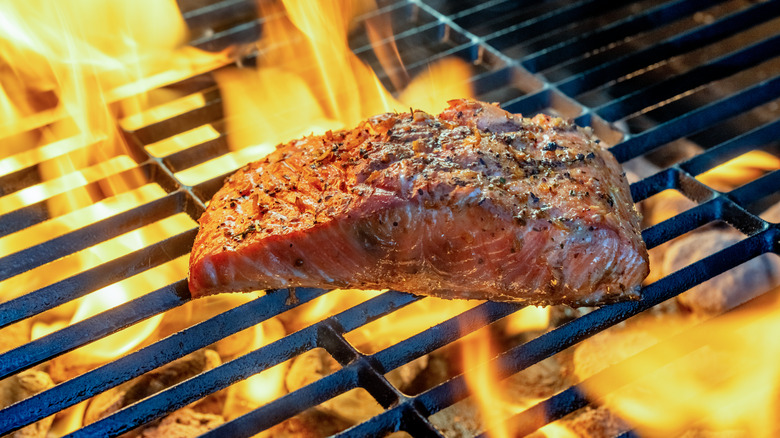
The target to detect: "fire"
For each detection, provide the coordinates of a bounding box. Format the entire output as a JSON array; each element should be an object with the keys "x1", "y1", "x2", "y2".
[
  {"x1": 189, "y1": 0, "x2": 474, "y2": 186},
  {"x1": 504, "y1": 306, "x2": 551, "y2": 336},
  {"x1": 1, "y1": 0, "x2": 481, "y2": 433},
  {"x1": 230, "y1": 317, "x2": 290, "y2": 409},
  {"x1": 462, "y1": 327, "x2": 514, "y2": 438},
  {"x1": 216, "y1": 0, "x2": 476, "y2": 407},
  {"x1": 577, "y1": 290, "x2": 780, "y2": 436},
  {"x1": 696, "y1": 150, "x2": 780, "y2": 191},
  {"x1": 461, "y1": 309, "x2": 567, "y2": 438},
  {"x1": 346, "y1": 297, "x2": 480, "y2": 353},
  {"x1": 0, "y1": 0, "x2": 224, "y2": 372}
]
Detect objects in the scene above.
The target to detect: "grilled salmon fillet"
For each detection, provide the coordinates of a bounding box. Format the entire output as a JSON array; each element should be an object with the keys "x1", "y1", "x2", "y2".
[{"x1": 189, "y1": 99, "x2": 648, "y2": 306}]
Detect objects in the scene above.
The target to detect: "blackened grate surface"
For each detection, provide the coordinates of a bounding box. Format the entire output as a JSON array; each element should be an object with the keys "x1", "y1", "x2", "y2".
[{"x1": 0, "y1": 0, "x2": 779, "y2": 437}]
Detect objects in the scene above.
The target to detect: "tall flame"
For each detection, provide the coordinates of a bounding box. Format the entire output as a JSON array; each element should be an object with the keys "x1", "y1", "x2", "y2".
[
  {"x1": 192, "y1": 0, "x2": 474, "y2": 186},
  {"x1": 0, "y1": 0, "x2": 221, "y2": 364},
  {"x1": 461, "y1": 311, "x2": 568, "y2": 438}
]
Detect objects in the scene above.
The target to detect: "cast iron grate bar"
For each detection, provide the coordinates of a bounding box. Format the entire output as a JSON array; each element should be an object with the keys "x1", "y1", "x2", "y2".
[
  {"x1": 0, "y1": 281, "x2": 190, "y2": 383},
  {"x1": 610, "y1": 74, "x2": 780, "y2": 163},
  {"x1": 178, "y1": 0, "x2": 261, "y2": 51},
  {"x1": 490, "y1": 281, "x2": 780, "y2": 436},
  {"x1": 680, "y1": 118, "x2": 780, "y2": 177},
  {"x1": 199, "y1": 300, "x2": 522, "y2": 438},
  {"x1": 476, "y1": 0, "x2": 621, "y2": 46},
  {"x1": 0, "y1": 192, "x2": 185, "y2": 283},
  {"x1": 68, "y1": 291, "x2": 422, "y2": 438},
  {"x1": 595, "y1": 32, "x2": 780, "y2": 122},
  {"x1": 406, "y1": 230, "x2": 775, "y2": 436},
  {"x1": 0, "y1": 165, "x2": 156, "y2": 239},
  {"x1": 729, "y1": 170, "x2": 780, "y2": 211},
  {"x1": 474, "y1": 385, "x2": 590, "y2": 438}
]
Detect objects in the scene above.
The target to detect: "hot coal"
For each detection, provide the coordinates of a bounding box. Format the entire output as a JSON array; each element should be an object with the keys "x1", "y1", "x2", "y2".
[
  {"x1": 664, "y1": 228, "x2": 780, "y2": 316},
  {"x1": 84, "y1": 350, "x2": 221, "y2": 429},
  {"x1": 137, "y1": 408, "x2": 223, "y2": 438},
  {"x1": 0, "y1": 370, "x2": 55, "y2": 438}
]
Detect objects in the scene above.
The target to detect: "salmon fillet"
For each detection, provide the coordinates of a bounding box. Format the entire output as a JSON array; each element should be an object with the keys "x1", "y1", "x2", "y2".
[{"x1": 189, "y1": 99, "x2": 648, "y2": 306}]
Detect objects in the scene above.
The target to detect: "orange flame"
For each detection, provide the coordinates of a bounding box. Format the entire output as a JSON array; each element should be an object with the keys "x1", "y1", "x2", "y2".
[
  {"x1": 504, "y1": 306, "x2": 551, "y2": 336},
  {"x1": 461, "y1": 318, "x2": 574, "y2": 438},
  {"x1": 462, "y1": 328, "x2": 514, "y2": 438},
  {"x1": 346, "y1": 297, "x2": 479, "y2": 353},
  {"x1": 577, "y1": 290, "x2": 780, "y2": 436},
  {"x1": 696, "y1": 150, "x2": 780, "y2": 191},
  {"x1": 236, "y1": 318, "x2": 290, "y2": 406},
  {"x1": 206, "y1": 0, "x2": 477, "y2": 365},
  {"x1": 0, "y1": 0, "x2": 223, "y2": 363},
  {"x1": 189, "y1": 0, "x2": 474, "y2": 186}
]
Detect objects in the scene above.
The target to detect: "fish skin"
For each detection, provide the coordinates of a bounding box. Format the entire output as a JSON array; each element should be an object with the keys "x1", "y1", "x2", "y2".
[{"x1": 189, "y1": 99, "x2": 648, "y2": 306}]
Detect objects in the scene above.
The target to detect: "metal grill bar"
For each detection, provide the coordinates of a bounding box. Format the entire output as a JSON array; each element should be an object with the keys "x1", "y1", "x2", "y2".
[
  {"x1": 680, "y1": 118, "x2": 780, "y2": 177},
  {"x1": 519, "y1": 0, "x2": 724, "y2": 72},
  {"x1": 178, "y1": 0, "x2": 261, "y2": 51},
  {"x1": 729, "y1": 169, "x2": 780, "y2": 210},
  {"x1": 0, "y1": 282, "x2": 188, "y2": 383},
  {"x1": 595, "y1": 33, "x2": 780, "y2": 121},
  {"x1": 470, "y1": 0, "x2": 618, "y2": 42},
  {"x1": 0, "y1": 192, "x2": 185, "y2": 282},
  {"x1": 126, "y1": 89, "x2": 222, "y2": 146},
  {"x1": 164, "y1": 132, "x2": 229, "y2": 172},
  {"x1": 201, "y1": 300, "x2": 522, "y2": 438},
  {"x1": 610, "y1": 74, "x2": 780, "y2": 163},
  {"x1": 0, "y1": 165, "x2": 153, "y2": 238},
  {"x1": 0, "y1": 201, "x2": 50, "y2": 237},
  {"x1": 493, "y1": 275, "x2": 780, "y2": 436},
  {"x1": 68, "y1": 291, "x2": 421, "y2": 438},
  {"x1": 427, "y1": 228, "x2": 778, "y2": 433}
]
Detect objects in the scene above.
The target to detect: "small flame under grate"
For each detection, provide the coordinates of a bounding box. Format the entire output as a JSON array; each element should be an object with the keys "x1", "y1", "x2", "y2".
[{"x1": 0, "y1": 0, "x2": 779, "y2": 437}]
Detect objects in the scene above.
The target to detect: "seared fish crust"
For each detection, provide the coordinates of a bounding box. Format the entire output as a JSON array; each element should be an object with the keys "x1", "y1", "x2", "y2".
[{"x1": 189, "y1": 99, "x2": 648, "y2": 306}]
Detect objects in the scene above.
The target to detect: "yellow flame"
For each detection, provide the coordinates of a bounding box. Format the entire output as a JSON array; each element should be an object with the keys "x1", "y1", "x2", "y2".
[
  {"x1": 539, "y1": 423, "x2": 579, "y2": 438},
  {"x1": 462, "y1": 329, "x2": 514, "y2": 438},
  {"x1": 201, "y1": 0, "x2": 473, "y2": 187},
  {"x1": 236, "y1": 318, "x2": 289, "y2": 406},
  {"x1": 579, "y1": 291, "x2": 780, "y2": 436},
  {"x1": 504, "y1": 306, "x2": 551, "y2": 336},
  {"x1": 346, "y1": 297, "x2": 479, "y2": 353},
  {"x1": 0, "y1": 0, "x2": 227, "y2": 366},
  {"x1": 697, "y1": 150, "x2": 780, "y2": 191},
  {"x1": 461, "y1": 307, "x2": 558, "y2": 437}
]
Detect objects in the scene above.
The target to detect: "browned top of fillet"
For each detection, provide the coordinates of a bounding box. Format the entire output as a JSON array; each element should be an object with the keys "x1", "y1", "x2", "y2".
[{"x1": 189, "y1": 99, "x2": 648, "y2": 306}]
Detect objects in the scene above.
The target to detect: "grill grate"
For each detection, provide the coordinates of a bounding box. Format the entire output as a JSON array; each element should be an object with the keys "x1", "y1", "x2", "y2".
[{"x1": 0, "y1": 0, "x2": 779, "y2": 437}]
